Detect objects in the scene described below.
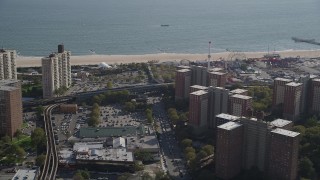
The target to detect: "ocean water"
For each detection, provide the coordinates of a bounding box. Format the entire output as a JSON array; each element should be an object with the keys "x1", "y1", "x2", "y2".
[{"x1": 0, "y1": 0, "x2": 320, "y2": 56}]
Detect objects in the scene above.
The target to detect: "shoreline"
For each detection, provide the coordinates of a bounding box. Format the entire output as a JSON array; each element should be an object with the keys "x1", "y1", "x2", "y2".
[{"x1": 16, "y1": 50, "x2": 320, "y2": 67}]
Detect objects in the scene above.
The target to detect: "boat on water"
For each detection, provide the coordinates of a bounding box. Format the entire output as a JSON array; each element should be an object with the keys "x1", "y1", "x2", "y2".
[
  {"x1": 292, "y1": 37, "x2": 315, "y2": 43},
  {"x1": 161, "y1": 24, "x2": 169, "y2": 27}
]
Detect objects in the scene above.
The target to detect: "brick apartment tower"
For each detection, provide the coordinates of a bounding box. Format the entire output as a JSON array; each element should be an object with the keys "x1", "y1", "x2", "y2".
[
  {"x1": 268, "y1": 128, "x2": 300, "y2": 180},
  {"x1": 0, "y1": 49, "x2": 17, "y2": 80},
  {"x1": 310, "y1": 78, "x2": 320, "y2": 114},
  {"x1": 189, "y1": 85, "x2": 207, "y2": 94},
  {"x1": 215, "y1": 122, "x2": 243, "y2": 179},
  {"x1": 188, "y1": 90, "x2": 208, "y2": 127},
  {"x1": 273, "y1": 78, "x2": 292, "y2": 106},
  {"x1": 0, "y1": 80, "x2": 22, "y2": 137},
  {"x1": 229, "y1": 94, "x2": 252, "y2": 117},
  {"x1": 207, "y1": 71, "x2": 226, "y2": 87},
  {"x1": 174, "y1": 69, "x2": 191, "y2": 101},
  {"x1": 283, "y1": 82, "x2": 302, "y2": 121}
]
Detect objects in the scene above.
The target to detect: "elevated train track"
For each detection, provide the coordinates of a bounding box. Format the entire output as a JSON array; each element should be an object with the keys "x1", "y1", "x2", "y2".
[{"x1": 24, "y1": 83, "x2": 173, "y2": 108}]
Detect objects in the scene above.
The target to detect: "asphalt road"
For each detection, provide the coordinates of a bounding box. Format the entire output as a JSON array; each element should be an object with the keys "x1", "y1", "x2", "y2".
[{"x1": 151, "y1": 97, "x2": 189, "y2": 180}]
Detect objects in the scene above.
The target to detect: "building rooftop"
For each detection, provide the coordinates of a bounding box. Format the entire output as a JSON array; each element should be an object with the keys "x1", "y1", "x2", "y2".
[
  {"x1": 271, "y1": 128, "x2": 300, "y2": 137},
  {"x1": 190, "y1": 90, "x2": 208, "y2": 96},
  {"x1": 113, "y1": 137, "x2": 126, "y2": 148},
  {"x1": 216, "y1": 113, "x2": 240, "y2": 121},
  {"x1": 190, "y1": 85, "x2": 208, "y2": 90},
  {"x1": 218, "y1": 121, "x2": 242, "y2": 131},
  {"x1": 275, "y1": 77, "x2": 292, "y2": 82},
  {"x1": 0, "y1": 79, "x2": 19, "y2": 86},
  {"x1": 79, "y1": 125, "x2": 145, "y2": 138},
  {"x1": 231, "y1": 94, "x2": 252, "y2": 100},
  {"x1": 0, "y1": 86, "x2": 18, "y2": 91},
  {"x1": 12, "y1": 169, "x2": 39, "y2": 180},
  {"x1": 76, "y1": 148, "x2": 133, "y2": 163},
  {"x1": 286, "y1": 82, "x2": 302, "y2": 87},
  {"x1": 208, "y1": 68, "x2": 224, "y2": 72},
  {"x1": 208, "y1": 71, "x2": 226, "y2": 76},
  {"x1": 126, "y1": 135, "x2": 159, "y2": 151},
  {"x1": 270, "y1": 119, "x2": 292, "y2": 128},
  {"x1": 73, "y1": 142, "x2": 104, "y2": 152},
  {"x1": 312, "y1": 78, "x2": 320, "y2": 82},
  {"x1": 177, "y1": 65, "x2": 190, "y2": 69},
  {"x1": 230, "y1": 88, "x2": 248, "y2": 94},
  {"x1": 177, "y1": 69, "x2": 191, "y2": 73}
]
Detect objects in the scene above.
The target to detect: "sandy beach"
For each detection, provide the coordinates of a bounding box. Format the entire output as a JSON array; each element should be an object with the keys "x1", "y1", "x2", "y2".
[{"x1": 16, "y1": 50, "x2": 320, "y2": 67}]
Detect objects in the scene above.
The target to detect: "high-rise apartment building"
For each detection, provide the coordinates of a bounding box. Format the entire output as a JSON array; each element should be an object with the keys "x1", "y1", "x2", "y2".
[
  {"x1": 0, "y1": 49, "x2": 17, "y2": 80},
  {"x1": 0, "y1": 80, "x2": 22, "y2": 137},
  {"x1": 241, "y1": 118, "x2": 269, "y2": 171},
  {"x1": 229, "y1": 94, "x2": 252, "y2": 117},
  {"x1": 188, "y1": 90, "x2": 208, "y2": 127},
  {"x1": 191, "y1": 65, "x2": 207, "y2": 86},
  {"x1": 215, "y1": 118, "x2": 299, "y2": 180},
  {"x1": 42, "y1": 45, "x2": 71, "y2": 98},
  {"x1": 208, "y1": 87, "x2": 229, "y2": 128},
  {"x1": 175, "y1": 69, "x2": 191, "y2": 101},
  {"x1": 207, "y1": 71, "x2": 226, "y2": 87},
  {"x1": 215, "y1": 122, "x2": 243, "y2": 179},
  {"x1": 268, "y1": 128, "x2": 300, "y2": 180},
  {"x1": 283, "y1": 82, "x2": 302, "y2": 121},
  {"x1": 310, "y1": 78, "x2": 320, "y2": 114},
  {"x1": 272, "y1": 78, "x2": 292, "y2": 106}
]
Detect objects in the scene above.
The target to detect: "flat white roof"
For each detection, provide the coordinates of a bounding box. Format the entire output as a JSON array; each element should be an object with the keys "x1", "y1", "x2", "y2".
[
  {"x1": 230, "y1": 88, "x2": 248, "y2": 94},
  {"x1": 190, "y1": 90, "x2": 208, "y2": 96},
  {"x1": 177, "y1": 69, "x2": 191, "y2": 73},
  {"x1": 216, "y1": 113, "x2": 240, "y2": 121},
  {"x1": 312, "y1": 78, "x2": 320, "y2": 82},
  {"x1": 275, "y1": 78, "x2": 292, "y2": 82},
  {"x1": 12, "y1": 169, "x2": 38, "y2": 180},
  {"x1": 73, "y1": 142, "x2": 104, "y2": 151},
  {"x1": 190, "y1": 85, "x2": 208, "y2": 90},
  {"x1": 209, "y1": 68, "x2": 224, "y2": 72},
  {"x1": 270, "y1": 119, "x2": 292, "y2": 128},
  {"x1": 218, "y1": 121, "x2": 242, "y2": 130},
  {"x1": 271, "y1": 128, "x2": 300, "y2": 137},
  {"x1": 231, "y1": 94, "x2": 252, "y2": 100},
  {"x1": 208, "y1": 71, "x2": 226, "y2": 75},
  {"x1": 286, "y1": 82, "x2": 302, "y2": 87}
]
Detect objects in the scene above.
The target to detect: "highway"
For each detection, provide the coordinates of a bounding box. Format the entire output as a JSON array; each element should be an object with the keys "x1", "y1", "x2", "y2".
[
  {"x1": 39, "y1": 104, "x2": 59, "y2": 180},
  {"x1": 23, "y1": 83, "x2": 173, "y2": 108}
]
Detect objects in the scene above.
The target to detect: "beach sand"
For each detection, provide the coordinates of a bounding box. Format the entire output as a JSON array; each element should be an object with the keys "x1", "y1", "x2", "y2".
[{"x1": 16, "y1": 50, "x2": 320, "y2": 67}]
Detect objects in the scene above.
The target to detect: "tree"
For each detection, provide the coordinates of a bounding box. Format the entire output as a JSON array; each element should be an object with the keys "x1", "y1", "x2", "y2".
[
  {"x1": 185, "y1": 152, "x2": 196, "y2": 161},
  {"x1": 1, "y1": 135, "x2": 11, "y2": 144},
  {"x1": 196, "y1": 150, "x2": 208, "y2": 161},
  {"x1": 299, "y1": 157, "x2": 316, "y2": 179},
  {"x1": 201, "y1": 145, "x2": 214, "y2": 155},
  {"x1": 107, "y1": 81, "x2": 113, "y2": 89},
  {"x1": 155, "y1": 171, "x2": 171, "y2": 180},
  {"x1": 31, "y1": 128, "x2": 46, "y2": 148},
  {"x1": 184, "y1": 147, "x2": 195, "y2": 154},
  {"x1": 36, "y1": 105, "x2": 44, "y2": 117},
  {"x1": 124, "y1": 102, "x2": 135, "y2": 112},
  {"x1": 15, "y1": 129, "x2": 23, "y2": 140},
  {"x1": 35, "y1": 154, "x2": 46, "y2": 166},
  {"x1": 141, "y1": 172, "x2": 152, "y2": 180},
  {"x1": 74, "y1": 170, "x2": 90, "y2": 180},
  {"x1": 16, "y1": 146, "x2": 26, "y2": 159},
  {"x1": 181, "y1": 139, "x2": 192, "y2": 148}
]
